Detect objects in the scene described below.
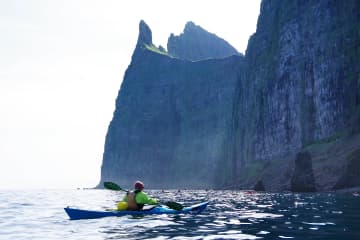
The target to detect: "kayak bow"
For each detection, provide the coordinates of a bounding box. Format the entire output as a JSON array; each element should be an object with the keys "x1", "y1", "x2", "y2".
[{"x1": 64, "y1": 201, "x2": 208, "y2": 220}]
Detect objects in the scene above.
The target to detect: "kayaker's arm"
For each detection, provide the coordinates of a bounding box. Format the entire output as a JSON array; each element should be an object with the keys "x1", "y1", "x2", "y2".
[{"x1": 136, "y1": 192, "x2": 159, "y2": 205}]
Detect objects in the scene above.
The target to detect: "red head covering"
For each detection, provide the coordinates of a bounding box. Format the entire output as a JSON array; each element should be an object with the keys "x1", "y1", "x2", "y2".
[{"x1": 134, "y1": 180, "x2": 144, "y2": 190}]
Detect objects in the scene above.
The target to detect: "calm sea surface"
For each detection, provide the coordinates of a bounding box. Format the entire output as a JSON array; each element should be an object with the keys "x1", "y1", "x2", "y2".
[{"x1": 0, "y1": 189, "x2": 359, "y2": 239}]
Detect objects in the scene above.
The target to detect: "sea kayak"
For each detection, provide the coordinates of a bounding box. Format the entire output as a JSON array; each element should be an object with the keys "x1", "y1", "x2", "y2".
[{"x1": 64, "y1": 201, "x2": 208, "y2": 220}]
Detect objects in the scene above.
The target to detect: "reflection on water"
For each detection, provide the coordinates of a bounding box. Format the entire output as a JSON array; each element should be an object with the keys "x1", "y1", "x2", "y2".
[{"x1": 0, "y1": 189, "x2": 359, "y2": 239}]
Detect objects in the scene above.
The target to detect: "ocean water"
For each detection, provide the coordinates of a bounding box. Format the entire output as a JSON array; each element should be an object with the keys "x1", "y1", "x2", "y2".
[{"x1": 0, "y1": 189, "x2": 359, "y2": 240}]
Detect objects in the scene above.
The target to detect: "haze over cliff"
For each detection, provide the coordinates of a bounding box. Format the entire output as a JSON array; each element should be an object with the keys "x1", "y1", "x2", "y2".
[{"x1": 99, "y1": 0, "x2": 360, "y2": 191}]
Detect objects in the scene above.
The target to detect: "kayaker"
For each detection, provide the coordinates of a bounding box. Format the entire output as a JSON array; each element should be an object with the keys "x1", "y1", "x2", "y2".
[{"x1": 122, "y1": 180, "x2": 158, "y2": 210}]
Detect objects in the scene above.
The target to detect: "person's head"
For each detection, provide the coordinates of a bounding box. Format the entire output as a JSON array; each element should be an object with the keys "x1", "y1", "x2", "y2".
[{"x1": 134, "y1": 180, "x2": 144, "y2": 191}]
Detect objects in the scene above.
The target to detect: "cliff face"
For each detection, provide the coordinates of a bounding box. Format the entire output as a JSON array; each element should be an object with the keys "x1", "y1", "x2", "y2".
[
  {"x1": 233, "y1": 0, "x2": 360, "y2": 191},
  {"x1": 241, "y1": 0, "x2": 359, "y2": 159},
  {"x1": 99, "y1": 0, "x2": 360, "y2": 191},
  {"x1": 100, "y1": 20, "x2": 244, "y2": 188}
]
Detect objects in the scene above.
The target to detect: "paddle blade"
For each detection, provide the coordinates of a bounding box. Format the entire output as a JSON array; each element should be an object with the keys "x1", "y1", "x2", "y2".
[
  {"x1": 165, "y1": 201, "x2": 183, "y2": 211},
  {"x1": 104, "y1": 182, "x2": 122, "y2": 191}
]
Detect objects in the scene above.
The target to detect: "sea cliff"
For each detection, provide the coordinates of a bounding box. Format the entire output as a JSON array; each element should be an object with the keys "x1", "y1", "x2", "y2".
[{"x1": 99, "y1": 0, "x2": 360, "y2": 191}]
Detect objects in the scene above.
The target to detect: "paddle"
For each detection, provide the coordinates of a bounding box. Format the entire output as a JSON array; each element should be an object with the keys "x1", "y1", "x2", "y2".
[{"x1": 104, "y1": 181, "x2": 183, "y2": 211}]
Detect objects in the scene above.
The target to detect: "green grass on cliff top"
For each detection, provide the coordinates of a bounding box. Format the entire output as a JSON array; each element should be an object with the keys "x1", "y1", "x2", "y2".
[{"x1": 144, "y1": 44, "x2": 173, "y2": 57}]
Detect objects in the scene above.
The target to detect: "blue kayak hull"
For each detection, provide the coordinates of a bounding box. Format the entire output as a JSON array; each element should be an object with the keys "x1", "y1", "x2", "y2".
[{"x1": 64, "y1": 201, "x2": 208, "y2": 220}]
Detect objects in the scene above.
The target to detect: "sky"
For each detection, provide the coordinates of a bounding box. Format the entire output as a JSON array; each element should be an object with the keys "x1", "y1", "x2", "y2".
[{"x1": 0, "y1": 0, "x2": 261, "y2": 189}]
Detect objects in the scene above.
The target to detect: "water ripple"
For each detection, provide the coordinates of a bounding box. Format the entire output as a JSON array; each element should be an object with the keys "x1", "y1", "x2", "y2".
[{"x1": 0, "y1": 190, "x2": 360, "y2": 239}]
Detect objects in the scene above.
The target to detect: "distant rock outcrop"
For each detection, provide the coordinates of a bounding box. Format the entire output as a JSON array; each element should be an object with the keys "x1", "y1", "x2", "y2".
[
  {"x1": 99, "y1": 0, "x2": 360, "y2": 191},
  {"x1": 254, "y1": 180, "x2": 266, "y2": 191},
  {"x1": 290, "y1": 152, "x2": 316, "y2": 192},
  {"x1": 167, "y1": 21, "x2": 241, "y2": 61},
  {"x1": 99, "y1": 20, "x2": 244, "y2": 189}
]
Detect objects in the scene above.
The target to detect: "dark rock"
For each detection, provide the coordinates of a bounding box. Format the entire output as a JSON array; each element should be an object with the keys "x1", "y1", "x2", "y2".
[
  {"x1": 158, "y1": 45, "x2": 166, "y2": 52},
  {"x1": 131, "y1": 20, "x2": 154, "y2": 63},
  {"x1": 137, "y1": 20, "x2": 152, "y2": 46},
  {"x1": 290, "y1": 151, "x2": 317, "y2": 192},
  {"x1": 333, "y1": 149, "x2": 360, "y2": 190},
  {"x1": 167, "y1": 21, "x2": 241, "y2": 61},
  {"x1": 253, "y1": 180, "x2": 265, "y2": 191}
]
